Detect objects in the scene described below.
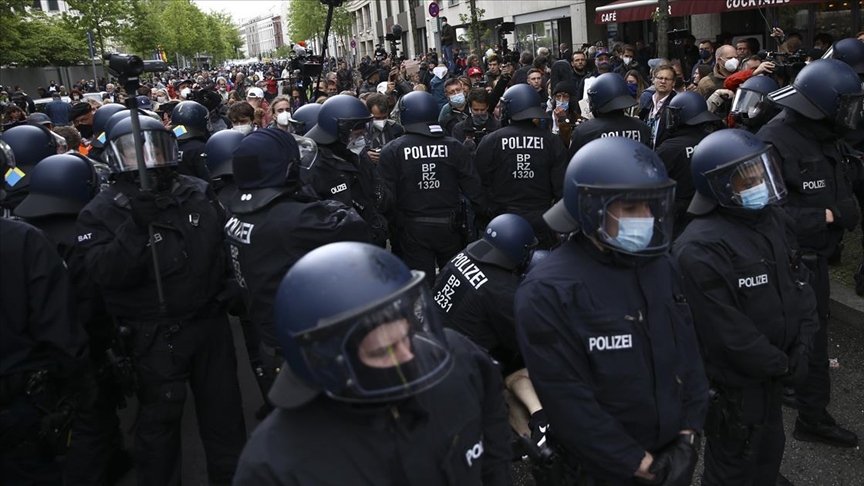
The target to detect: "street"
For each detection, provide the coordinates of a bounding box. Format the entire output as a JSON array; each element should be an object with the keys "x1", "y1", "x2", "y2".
[{"x1": 116, "y1": 316, "x2": 864, "y2": 486}]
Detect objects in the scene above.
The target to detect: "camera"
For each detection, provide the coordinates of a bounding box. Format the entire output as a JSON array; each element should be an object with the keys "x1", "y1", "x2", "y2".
[
  {"x1": 103, "y1": 53, "x2": 166, "y2": 79},
  {"x1": 757, "y1": 49, "x2": 807, "y2": 80}
]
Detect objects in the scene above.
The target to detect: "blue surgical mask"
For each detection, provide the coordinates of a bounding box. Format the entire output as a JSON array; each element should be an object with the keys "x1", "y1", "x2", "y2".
[
  {"x1": 699, "y1": 49, "x2": 712, "y2": 60},
  {"x1": 472, "y1": 113, "x2": 488, "y2": 126},
  {"x1": 739, "y1": 182, "x2": 770, "y2": 210},
  {"x1": 449, "y1": 93, "x2": 466, "y2": 106},
  {"x1": 610, "y1": 216, "x2": 655, "y2": 252},
  {"x1": 556, "y1": 101, "x2": 569, "y2": 110},
  {"x1": 627, "y1": 82, "x2": 638, "y2": 96}
]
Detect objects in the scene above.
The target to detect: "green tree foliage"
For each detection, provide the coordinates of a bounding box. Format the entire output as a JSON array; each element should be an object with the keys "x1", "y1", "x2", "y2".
[
  {"x1": 117, "y1": 0, "x2": 165, "y2": 57},
  {"x1": 458, "y1": 3, "x2": 491, "y2": 54},
  {"x1": 0, "y1": 2, "x2": 89, "y2": 66},
  {"x1": 288, "y1": 0, "x2": 351, "y2": 46},
  {"x1": 64, "y1": 0, "x2": 130, "y2": 55}
]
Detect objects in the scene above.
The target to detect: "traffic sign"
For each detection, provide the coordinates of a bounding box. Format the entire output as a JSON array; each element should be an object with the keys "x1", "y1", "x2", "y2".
[
  {"x1": 350, "y1": 39, "x2": 357, "y2": 49},
  {"x1": 429, "y1": 2, "x2": 439, "y2": 18}
]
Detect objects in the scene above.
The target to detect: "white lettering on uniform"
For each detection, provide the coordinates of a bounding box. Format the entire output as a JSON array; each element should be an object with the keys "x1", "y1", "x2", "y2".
[
  {"x1": 465, "y1": 438, "x2": 484, "y2": 467},
  {"x1": 330, "y1": 182, "x2": 348, "y2": 194},
  {"x1": 738, "y1": 274, "x2": 768, "y2": 288},
  {"x1": 685, "y1": 145, "x2": 697, "y2": 159},
  {"x1": 433, "y1": 274, "x2": 461, "y2": 313},
  {"x1": 450, "y1": 252, "x2": 489, "y2": 289},
  {"x1": 501, "y1": 136, "x2": 544, "y2": 151},
  {"x1": 403, "y1": 145, "x2": 449, "y2": 160},
  {"x1": 802, "y1": 180, "x2": 826, "y2": 190},
  {"x1": 600, "y1": 130, "x2": 642, "y2": 141},
  {"x1": 77, "y1": 233, "x2": 92, "y2": 242},
  {"x1": 225, "y1": 216, "x2": 254, "y2": 245},
  {"x1": 588, "y1": 334, "x2": 633, "y2": 352}
]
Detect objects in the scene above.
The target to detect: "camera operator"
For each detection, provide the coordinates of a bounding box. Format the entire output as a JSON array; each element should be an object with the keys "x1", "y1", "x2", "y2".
[
  {"x1": 451, "y1": 88, "x2": 500, "y2": 153},
  {"x1": 723, "y1": 55, "x2": 776, "y2": 92}
]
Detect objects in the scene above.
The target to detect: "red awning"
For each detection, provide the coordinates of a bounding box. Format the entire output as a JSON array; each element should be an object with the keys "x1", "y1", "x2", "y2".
[{"x1": 596, "y1": 0, "x2": 817, "y2": 25}]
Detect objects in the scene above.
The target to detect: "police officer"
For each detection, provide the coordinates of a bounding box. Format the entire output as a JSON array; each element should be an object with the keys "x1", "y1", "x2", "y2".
[
  {"x1": 568, "y1": 73, "x2": 651, "y2": 158},
  {"x1": 171, "y1": 100, "x2": 213, "y2": 182},
  {"x1": 234, "y1": 242, "x2": 513, "y2": 485},
  {"x1": 757, "y1": 59, "x2": 861, "y2": 448},
  {"x1": 474, "y1": 84, "x2": 565, "y2": 248},
  {"x1": 655, "y1": 91, "x2": 721, "y2": 237},
  {"x1": 287, "y1": 103, "x2": 321, "y2": 136},
  {"x1": 0, "y1": 124, "x2": 61, "y2": 212},
  {"x1": 87, "y1": 103, "x2": 127, "y2": 163},
  {"x1": 224, "y1": 129, "x2": 370, "y2": 405},
  {"x1": 516, "y1": 137, "x2": 709, "y2": 485},
  {"x1": 431, "y1": 213, "x2": 548, "y2": 446},
  {"x1": 206, "y1": 128, "x2": 245, "y2": 203},
  {"x1": 674, "y1": 129, "x2": 820, "y2": 486},
  {"x1": 377, "y1": 91, "x2": 485, "y2": 287},
  {"x1": 75, "y1": 115, "x2": 247, "y2": 485},
  {"x1": 303, "y1": 95, "x2": 391, "y2": 246},
  {"x1": 729, "y1": 76, "x2": 781, "y2": 133}
]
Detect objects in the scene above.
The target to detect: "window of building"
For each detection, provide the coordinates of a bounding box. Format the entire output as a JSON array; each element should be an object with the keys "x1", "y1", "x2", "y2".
[
  {"x1": 47, "y1": 0, "x2": 58, "y2": 11},
  {"x1": 32, "y1": 0, "x2": 42, "y2": 10}
]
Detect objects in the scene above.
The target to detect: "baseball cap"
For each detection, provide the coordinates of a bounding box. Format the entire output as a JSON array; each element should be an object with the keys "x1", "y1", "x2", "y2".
[
  {"x1": 467, "y1": 67, "x2": 483, "y2": 77},
  {"x1": 246, "y1": 87, "x2": 265, "y2": 99}
]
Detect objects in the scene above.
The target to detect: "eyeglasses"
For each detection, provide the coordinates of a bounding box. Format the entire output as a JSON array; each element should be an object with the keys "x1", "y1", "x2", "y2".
[{"x1": 654, "y1": 77, "x2": 674, "y2": 82}]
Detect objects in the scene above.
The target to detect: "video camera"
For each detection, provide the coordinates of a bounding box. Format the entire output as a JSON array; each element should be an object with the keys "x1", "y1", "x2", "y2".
[
  {"x1": 385, "y1": 24, "x2": 403, "y2": 60},
  {"x1": 757, "y1": 49, "x2": 807, "y2": 80},
  {"x1": 495, "y1": 21, "x2": 515, "y2": 56}
]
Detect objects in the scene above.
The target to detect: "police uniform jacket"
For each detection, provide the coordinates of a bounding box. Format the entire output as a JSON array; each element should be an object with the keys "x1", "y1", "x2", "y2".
[
  {"x1": 654, "y1": 126, "x2": 707, "y2": 203},
  {"x1": 757, "y1": 110, "x2": 860, "y2": 255},
  {"x1": 1, "y1": 219, "x2": 88, "y2": 377},
  {"x1": 76, "y1": 176, "x2": 228, "y2": 321},
  {"x1": 225, "y1": 191, "x2": 370, "y2": 347},
  {"x1": 514, "y1": 235, "x2": 709, "y2": 484},
  {"x1": 378, "y1": 132, "x2": 484, "y2": 223},
  {"x1": 673, "y1": 207, "x2": 820, "y2": 388},
  {"x1": 301, "y1": 145, "x2": 391, "y2": 245},
  {"x1": 233, "y1": 330, "x2": 512, "y2": 486},
  {"x1": 177, "y1": 137, "x2": 213, "y2": 183},
  {"x1": 431, "y1": 251, "x2": 522, "y2": 373},
  {"x1": 474, "y1": 122, "x2": 565, "y2": 224},
  {"x1": 568, "y1": 113, "x2": 651, "y2": 159}
]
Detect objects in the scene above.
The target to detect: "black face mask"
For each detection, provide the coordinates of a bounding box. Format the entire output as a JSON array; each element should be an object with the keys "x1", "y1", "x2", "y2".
[
  {"x1": 353, "y1": 357, "x2": 422, "y2": 393},
  {"x1": 78, "y1": 124, "x2": 94, "y2": 139}
]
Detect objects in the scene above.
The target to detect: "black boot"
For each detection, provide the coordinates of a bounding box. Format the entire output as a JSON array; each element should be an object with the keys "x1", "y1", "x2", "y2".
[{"x1": 794, "y1": 413, "x2": 859, "y2": 448}]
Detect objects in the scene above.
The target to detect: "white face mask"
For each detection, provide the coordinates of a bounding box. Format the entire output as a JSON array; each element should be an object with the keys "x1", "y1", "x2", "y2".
[
  {"x1": 346, "y1": 135, "x2": 367, "y2": 155},
  {"x1": 372, "y1": 119, "x2": 387, "y2": 130},
  {"x1": 622, "y1": 56, "x2": 632, "y2": 65},
  {"x1": 156, "y1": 96, "x2": 167, "y2": 103},
  {"x1": 233, "y1": 124, "x2": 252, "y2": 135},
  {"x1": 180, "y1": 88, "x2": 191, "y2": 99},
  {"x1": 276, "y1": 112, "x2": 291, "y2": 126},
  {"x1": 724, "y1": 57, "x2": 740, "y2": 72}
]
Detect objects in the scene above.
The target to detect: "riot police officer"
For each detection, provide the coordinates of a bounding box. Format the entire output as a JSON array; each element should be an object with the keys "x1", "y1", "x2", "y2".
[
  {"x1": 516, "y1": 137, "x2": 709, "y2": 485},
  {"x1": 75, "y1": 115, "x2": 247, "y2": 485},
  {"x1": 206, "y1": 128, "x2": 245, "y2": 203},
  {"x1": 87, "y1": 103, "x2": 127, "y2": 163},
  {"x1": 431, "y1": 213, "x2": 548, "y2": 446},
  {"x1": 303, "y1": 95, "x2": 391, "y2": 246},
  {"x1": 474, "y1": 84, "x2": 565, "y2": 248},
  {"x1": 377, "y1": 91, "x2": 485, "y2": 287},
  {"x1": 0, "y1": 123, "x2": 61, "y2": 211},
  {"x1": 729, "y1": 75, "x2": 780, "y2": 133},
  {"x1": 234, "y1": 242, "x2": 512, "y2": 485},
  {"x1": 655, "y1": 91, "x2": 721, "y2": 237},
  {"x1": 171, "y1": 100, "x2": 213, "y2": 182},
  {"x1": 757, "y1": 59, "x2": 861, "y2": 448},
  {"x1": 568, "y1": 72, "x2": 651, "y2": 158},
  {"x1": 287, "y1": 103, "x2": 321, "y2": 136},
  {"x1": 224, "y1": 129, "x2": 370, "y2": 405},
  {"x1": 674, "y1": 129, "x2": 820, "y2": 486}
]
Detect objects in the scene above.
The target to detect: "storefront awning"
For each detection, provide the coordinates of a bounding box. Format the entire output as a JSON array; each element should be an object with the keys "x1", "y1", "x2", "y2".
[{"x1": 596, "y1": 0, "x2": 817, "y2": 25}]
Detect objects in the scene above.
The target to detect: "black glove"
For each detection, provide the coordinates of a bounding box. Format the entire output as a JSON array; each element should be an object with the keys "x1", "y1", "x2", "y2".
[
  {"x1": 830, "y1": 197, "x2": 861, "y2": 231},
  {"x1": 638, "y1": 434, "x2": 699, "y2": 486},
  {"x1": 129, "y1": 191, "x2": 161, "y2": 228},
  {"x1": 782, "y1": 343, "x2": 809, "y2": 387}
]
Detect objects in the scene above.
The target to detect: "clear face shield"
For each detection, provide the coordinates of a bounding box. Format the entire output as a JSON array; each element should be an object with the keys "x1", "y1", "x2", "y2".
[
  {"x1": 293, "y1": 273, "x2": 453, "y2": 403},
  {"x1": 835, "y1": 91, "x2": 864, "y2": 130},
  {"x1": 107, "y1": 130, "x2": 180, "y2": 173},
  {"x1": 583, "y1": 183, "x2": 676, "y2": 256},
  {"x1": 731, "y1": 88, "x2": 768, "y2": 119},
  {"x1": 701, "y1": 148, "x2": 787, "y2": 210}
]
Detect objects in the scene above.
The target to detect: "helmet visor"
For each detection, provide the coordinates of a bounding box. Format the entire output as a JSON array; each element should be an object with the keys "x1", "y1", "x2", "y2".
[
  {"x1": 108, "y1": 131, "x2": 180, "y2": 172},
  {"x1": 337, "y1": 116, "x2": 372, "y2": 145},
  {"x1": 294, "y1": 273, "x2": 453, "y2": 403},
  {"x1": 701, "y1": 148, "x2": 786, "y2": 209},
  {"x1": 665, "y1": 105, "x2": 683, "y2": 131},
  {"x1": 731, "y1": 88, "x2": 767, "y2": 119},
  {"x1": 835, "y1": 92, "x2": 864, "y2": 130},
  {"x1": 582, "y1": 184, "x2": 676, "y2": 256}
]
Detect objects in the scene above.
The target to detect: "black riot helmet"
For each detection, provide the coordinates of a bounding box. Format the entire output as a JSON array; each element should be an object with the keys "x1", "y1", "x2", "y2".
[
  {"x1": 205, "y1": 129, "x2": 245, "y2": 179},
  {"x1": 1, "y1": 139, "x2": 18, "y2": 201},
  {"x1": 0, "y1": 124, "x2": 61, "y2": 191},
  {"x1": 466, "y1": 213, "x2": 537, "y2": 272},
  {"x1": 587, "y1": 72, "x2": 637, "y2": 116},
  {"x1": 104, "y1": 116, "x2": 180, "y2": 174},
  {"x1": 822, "y1": 37, "x2": 864, "y2": 75},
  {"x1": 768, "y1": 59, "x2": 864, "y2": 129},
  {"x1": 228, "y1": 129, "x2": 301, "y2": 214},
  {"x1": 171, "y1": 100, "x2": 209, "y2": 140},
  {"x1": 288, "y1": 103, "x2": 321, "y2": 136},
  {"x1": 730, "y1": 75, "x2": 780, "y2": 131},
  {"x1": 306, "y1": 95, "x2": 371, "y2": 146},
  {"x1": 14, "y1": 153, "x2": 99, "y2": 218},
  {"x1": 666, "y1": 91, "x2": 720, "y2": 132},
  {"x1": 500, "y1": 84, "x2": 548, "y2": 121},
  {"x1": 398, "y1": 91, "x2": 445, "y2": 136},
  {"x1": 91, "y1": 103, "x2": 127, "y2": 148}
]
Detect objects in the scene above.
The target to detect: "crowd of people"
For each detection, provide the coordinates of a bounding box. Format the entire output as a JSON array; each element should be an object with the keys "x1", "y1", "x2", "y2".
[{"x1": 1, "y1": 26, "x2": 863, "y2": 486}]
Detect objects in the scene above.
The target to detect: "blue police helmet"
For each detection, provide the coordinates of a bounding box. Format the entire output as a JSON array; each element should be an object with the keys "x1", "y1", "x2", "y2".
[
  {"x1": 768, "y1": 59, "x2": 864, "y2": 129},
  {"x1": 689, "y1": 129, "x2": 786, "y2": 215},
  {"x1": 823, "y1": 37, "x2": 864, "y2": 75},
  {"x1": 104, "y1": 116, "x2": 179, "y2": 174},
  {"x1": 171, "y1": 101, "x2": 209, "y2": 140},
  {"x1": 0, "y1": 124, "x2": 59, "y2": 191},
  {"x1": 205, "y1": 129, "x2": 245, "y2": 179},
  {"x1": 587, "y1": 72, "x2": 637, "y2": 115},
  {"x1": 544, "y1": 137, "x2": 676, "y2": 256},
  {"x1": 288, "y1": 103, "x2": 321, "y2": 136},
  {"x1": 666, "y1": 91, "x2": 720, "y2": 131},
  {"x1": 91, "y1": 104, "x2": 127, "y2": 148},
  {"x1": 730, "y1": 76, "x2": 780, "y2": 129},
  {"x1": 501, "y1": 83, "x2": 548, "y2": 121},
  {"x1": 399, "y1": 91, "x2": 445, "y2": 136},
  {"x1": 271, "y1": 242, "x2": 454, "y2": 408},
  {"x1": 523, "y1": 249, "x2": 551, "y2": 277},
  {"x1": 466, "y1": 213, "x2": 537, "y2": 271},
  {"x1": 305, "y1": 95, "x2": 372, "y2": 145},
  {"x1": 102, "y1": 109, "x2": 161, "y2": 143},
  {"x1": 14, "y1": 153, "x2": 98, "y2": 218}
]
